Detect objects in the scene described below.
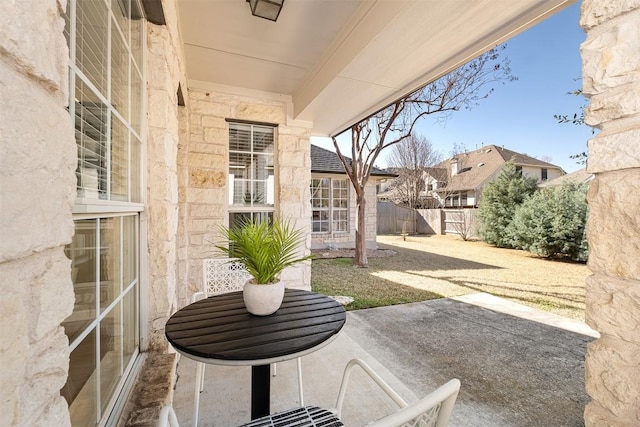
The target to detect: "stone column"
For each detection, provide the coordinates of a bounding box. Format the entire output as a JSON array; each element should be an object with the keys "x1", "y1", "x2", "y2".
[
  {"x1": 581, "y1": 1, "x2": 640, "y2": 425},
  {"x1": 146, "y1": 23, "x2": 181, "y2": 351},
  {"x1": 277, "y1": 126, "x2": 312, "y2": 288},
  {"x1": 0, "y1": 1, "x2": 76, "y2": 425},
  {"x1": 365, "y1": 182, "x2": 378, "y2": 249},
  {"x1": 181, "y1": 90, "x2": 230, "y2": 299}
]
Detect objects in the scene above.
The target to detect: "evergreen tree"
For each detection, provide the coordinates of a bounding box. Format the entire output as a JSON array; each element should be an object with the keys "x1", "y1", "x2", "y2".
[
  {"x1": 478, "y1": 162, "x2": 538, "y2": 247},
  {"x1": 508, "y1": 187, "x2": 554, "y2": 252},
  {"x1": 509, "y1": 182, "x2": 588, "y2": 261}
]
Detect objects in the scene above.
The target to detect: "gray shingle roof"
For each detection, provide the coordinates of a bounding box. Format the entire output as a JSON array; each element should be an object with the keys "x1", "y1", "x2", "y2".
[
  {"x1": 538, "y1": 168, "x2": 593, "y2": 187},
  {"x1": 310, "y1": 144, "x2": 397, "y2": 177},
  {"x1": 493, "y1": 145, "x2": 563, "y2": 168},
  {"x1": 430, "y1": 144, "x2": 564, "y2": 191}
]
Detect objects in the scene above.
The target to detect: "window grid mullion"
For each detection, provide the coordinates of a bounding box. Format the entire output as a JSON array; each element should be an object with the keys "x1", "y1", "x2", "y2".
[
  {"x1": 250, "y1": 125, "x2": 255, "y2": 208},
  {"x1": 95, "y1": 218, "x2": 102, "y2": 421},
  {"x1": 119, "y1": 217, "x2": 125, "y2": 376},
  {"x1": 330, "y1": 179, "x2": 334, "y2": 232},
  {"x1": 106, "y1": 12, "x2": 112, "y2": 200},
  {"x1": 127, "y1": 44, "x2": 132, "y2": 201}
]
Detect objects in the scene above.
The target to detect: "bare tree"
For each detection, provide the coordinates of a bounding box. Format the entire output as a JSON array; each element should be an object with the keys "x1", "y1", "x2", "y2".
[
  {"x1": 554, "y1": 86, "x2": 590, "y2": 165},
  {"x1": 450, "y1": 142, "x2": 468, "y2": 158},
  {"x1": 386, "y1": 133, "x2": 442, "y2": 209},
  {"x1": 331, "y1": 46, "x2": 515, "y2": 267},
  {"x1": 540, "y1": 155, "x2": 554, "y2": 163}
]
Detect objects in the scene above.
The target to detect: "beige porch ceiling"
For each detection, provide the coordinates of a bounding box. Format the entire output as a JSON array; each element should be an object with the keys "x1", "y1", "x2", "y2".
[{"x1": 177, "y1": 0, "x2": 577, "y2": 136}]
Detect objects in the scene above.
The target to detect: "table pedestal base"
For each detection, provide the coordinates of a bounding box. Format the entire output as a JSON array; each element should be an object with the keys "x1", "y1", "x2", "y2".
[{"x1": 251, "y1": 365, "x2": 270, "y2": 419}]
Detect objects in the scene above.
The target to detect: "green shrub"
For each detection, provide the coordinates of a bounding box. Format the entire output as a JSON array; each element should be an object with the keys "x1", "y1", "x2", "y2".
[{"x1": 509, "y1": 182, "x2": 588, "y2": 261}]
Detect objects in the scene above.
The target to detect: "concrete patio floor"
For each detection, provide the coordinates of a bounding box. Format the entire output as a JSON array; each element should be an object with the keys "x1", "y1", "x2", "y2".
[{"x1": 171, "y1": 293, "x2": 598, "y2": 427}]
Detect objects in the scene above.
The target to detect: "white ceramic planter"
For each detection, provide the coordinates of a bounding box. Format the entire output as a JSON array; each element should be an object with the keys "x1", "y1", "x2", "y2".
[{"x1": 243, "y1": 280, "x2": 285, "y2": 316}]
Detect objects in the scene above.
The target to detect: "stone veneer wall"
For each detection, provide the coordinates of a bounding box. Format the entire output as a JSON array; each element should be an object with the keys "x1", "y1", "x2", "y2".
[
  {"x1": 581, "y1": 1, "x2": 640, "y2": 425},
  {"x1": 178, "y1": 88, "x2": 312, "y2": 302},
  {"x1": 0, "y1": 1, "x2": 76, "y2": 425},
  {"x1": 310, "y1": 178, "x2": 379, "y2": 250},
  {"x1": 145, "y1": 0, "x2": 188, "y2": 351}
]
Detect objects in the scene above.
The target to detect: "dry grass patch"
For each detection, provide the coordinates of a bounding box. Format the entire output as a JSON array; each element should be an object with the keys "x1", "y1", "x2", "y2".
[{"x1": 311, "y1": 234, "x2": 589, "y2": 320}]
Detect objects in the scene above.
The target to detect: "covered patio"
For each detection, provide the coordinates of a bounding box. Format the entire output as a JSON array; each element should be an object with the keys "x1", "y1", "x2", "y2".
[
  {"x1": 1, "y1": 0, "x2": 638, "y2": 426},
  {"x1": 168, "y1": 293, "x2": 597, "y2": 426}
]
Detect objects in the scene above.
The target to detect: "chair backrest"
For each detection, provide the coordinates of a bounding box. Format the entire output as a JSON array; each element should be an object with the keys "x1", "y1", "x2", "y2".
[
  {"x1": 367, "y1": 379, "x2": 461, "y2": 427},
  {"x1": 158, "y1": 406, "x2": 180, "y2": 427},
  {"x1": 202, "y1": 258, "x2": 251, "y2": 296}
]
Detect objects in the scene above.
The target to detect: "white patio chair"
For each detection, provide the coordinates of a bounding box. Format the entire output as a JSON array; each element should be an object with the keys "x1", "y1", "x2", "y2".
[
  {"x1": 191, "y1": 258, "x2": 304, "y2": 425},
  {"x1": 159, "y1": 358, "x2": 461, "y2": 427}
]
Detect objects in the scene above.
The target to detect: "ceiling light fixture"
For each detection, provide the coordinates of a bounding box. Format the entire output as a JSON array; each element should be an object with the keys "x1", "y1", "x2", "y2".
[{"x1": 247, "y1": 0, "x2": 284, "y2": 22}]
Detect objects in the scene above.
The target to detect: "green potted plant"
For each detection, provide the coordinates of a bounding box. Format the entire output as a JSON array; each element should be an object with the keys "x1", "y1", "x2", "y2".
[{"x1": 214, "y1": 218, "x2": 313, "y2": 315}]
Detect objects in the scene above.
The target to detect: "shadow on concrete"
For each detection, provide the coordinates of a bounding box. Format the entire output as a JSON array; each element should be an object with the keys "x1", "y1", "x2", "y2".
[
  {"x1": 170, "y1": 294, "x2": 596, "y2": 427},
  {"x1": 345, "y1": 297, "x2": 595, "y2": 427}
]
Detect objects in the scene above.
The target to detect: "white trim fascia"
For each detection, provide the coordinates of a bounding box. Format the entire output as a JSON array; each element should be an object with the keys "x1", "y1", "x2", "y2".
[
  {"x1": 517, "y1": 163, "x2": 564, "y2": 171},
  {"x1": 285, "y1": 99, "x2": 314, "y2": 129},
  {"x1": 311, "y1": 172, "x2": 348, "y2": 179},
  {"x1": 73, "y1": 202, "x2": 145, "y2": 214}
]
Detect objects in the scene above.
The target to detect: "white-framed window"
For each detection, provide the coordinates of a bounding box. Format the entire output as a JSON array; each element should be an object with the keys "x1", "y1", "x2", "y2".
[
  {"x1": 62, "y1": 216, "x2": 139, "y2": 425},
  {"x1": 311, "y1": 178, "x2": 329, "y2": 232},
  {"x1": 445, "y1": 191, "x2": 467, "y2": 207},
  {"x1": 445, "y1": 194, "x2": 455, "y2": 207},
  {"x1": 311, "y1": 177, "x2": 349, "y2": 233},
  {"x1": 228, "y1": 121, "x2": 275, "y2": 227},
  {"x1": 63, "y1": 1, "x2": 144, "y2": 425}
]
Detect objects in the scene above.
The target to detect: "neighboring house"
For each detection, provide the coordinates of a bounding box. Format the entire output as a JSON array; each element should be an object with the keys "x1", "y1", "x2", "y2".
[
  {"x1": 424, "y1": 145, "x2": 565, "y2": 208},
  {"x1": 377, "y1": 166, "x2": 447, "y2": 208},
  {"x1": 375, "y1": 167, "x2": 403, "y2": 202},
  {"x1": 310, "y1": 145, "x2": 395, "y2": 249},
  {"x1": 538, "y1": 168, "x2": 594, "y2": 188},
  {"x1": 2, "y1": 1, "x2": 637, "y2": 427}
]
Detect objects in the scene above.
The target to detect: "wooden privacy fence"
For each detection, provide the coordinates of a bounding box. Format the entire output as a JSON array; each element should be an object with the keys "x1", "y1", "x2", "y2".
[
  {"x1": 378, "y1": 202, "x2": 478, "y2": 238},
  {"x1": 442, "y1": 209, "x2": 478, "y2": 239},
  {"x1": 377, "y1": 201, "x2": 416, "y2": 234}
]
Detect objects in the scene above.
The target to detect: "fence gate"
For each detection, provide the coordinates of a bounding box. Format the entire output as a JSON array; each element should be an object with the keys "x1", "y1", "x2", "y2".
[
  {"x1": 443, "y1": 209, "x2": 464, "y2": 235},
  {"x1": 442, "y1": 208, "x2": 478, "y2": 238},
  {"x1": 377, "y1": 201, "x2": 417, "y2": 234}
]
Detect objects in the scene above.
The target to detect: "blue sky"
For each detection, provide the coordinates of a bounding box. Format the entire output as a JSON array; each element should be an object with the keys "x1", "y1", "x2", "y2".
[{"x1": 312, "y1": 1, "x2": 591, "y2": 173}]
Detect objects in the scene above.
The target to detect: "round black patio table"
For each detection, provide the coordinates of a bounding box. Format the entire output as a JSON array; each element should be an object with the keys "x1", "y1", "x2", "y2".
[{"x1": 165, "y1": 288, "x2": 346, "y2": 420}]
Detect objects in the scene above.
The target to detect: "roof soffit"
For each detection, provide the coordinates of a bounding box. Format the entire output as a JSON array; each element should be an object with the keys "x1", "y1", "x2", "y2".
[
  {"x1": 178, "y1": 0, "x2": 577, "y2": 136},
  {"x1": 301, "y1": 0, "x2": 577, "y2": 136}
]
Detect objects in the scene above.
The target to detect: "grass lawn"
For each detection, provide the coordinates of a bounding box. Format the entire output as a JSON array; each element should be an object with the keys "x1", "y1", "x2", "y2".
[{"x1": 311, "y1": 234, "x2": 589, "y2": 320}]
